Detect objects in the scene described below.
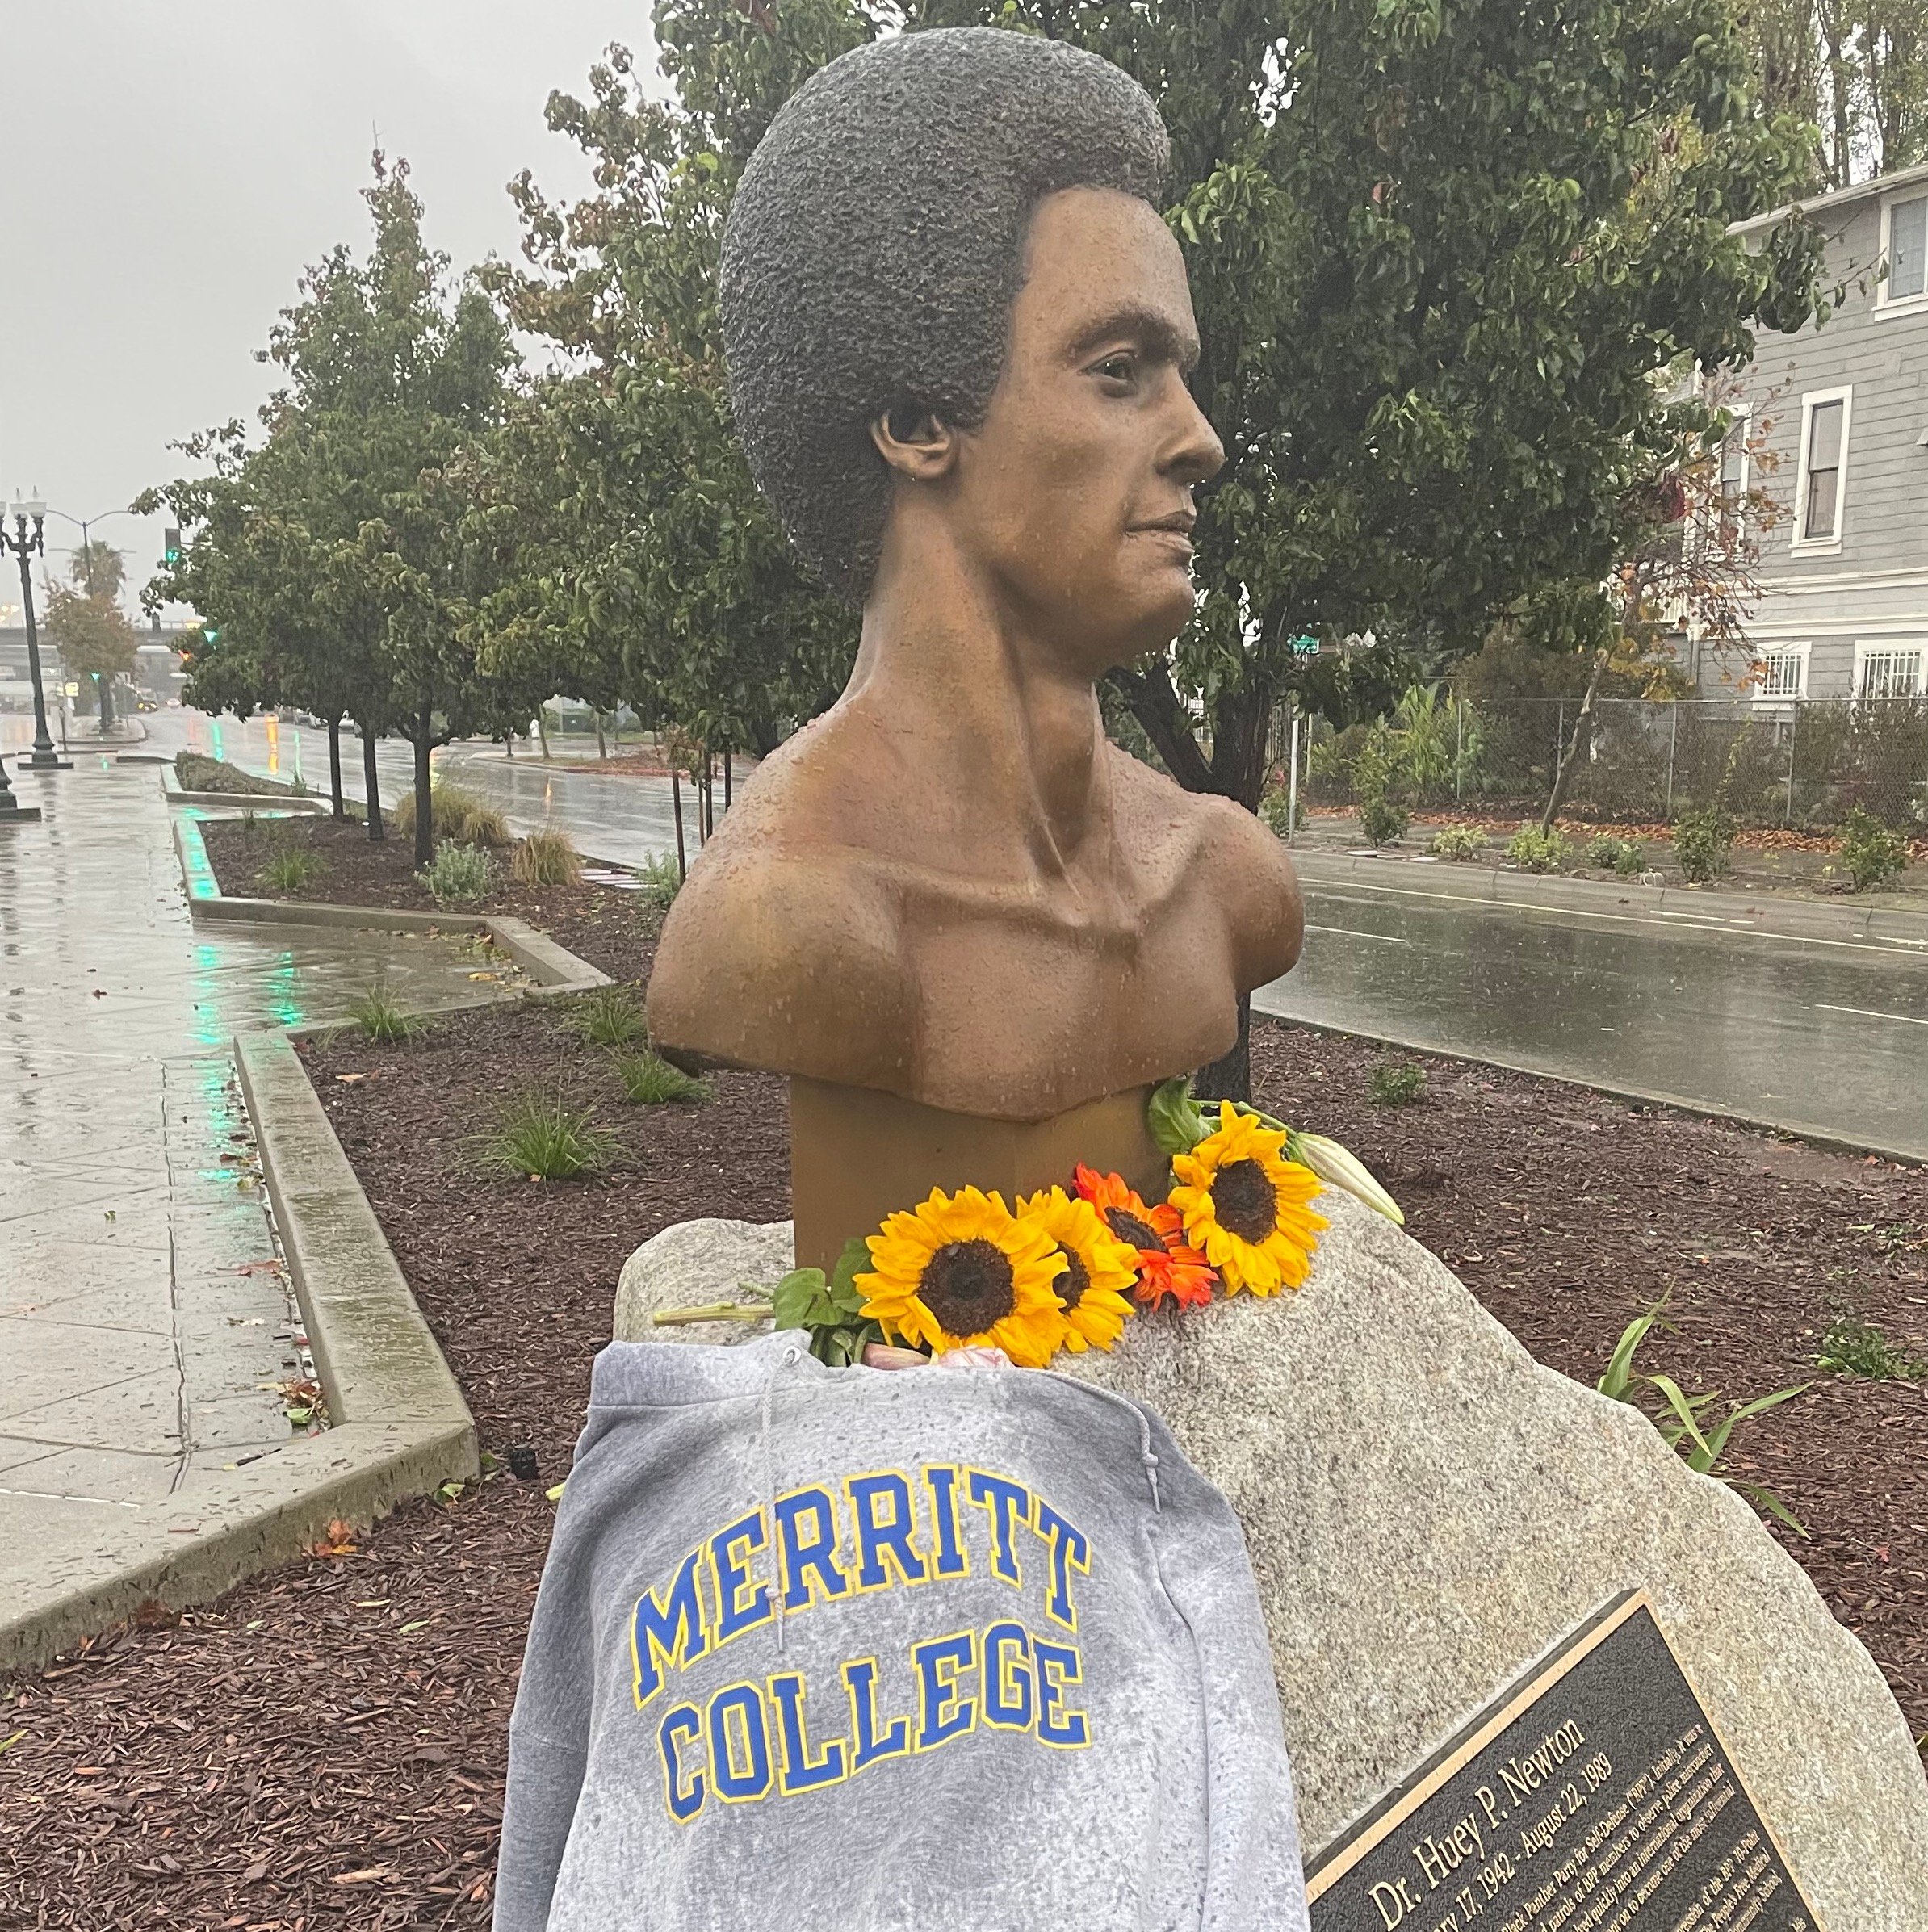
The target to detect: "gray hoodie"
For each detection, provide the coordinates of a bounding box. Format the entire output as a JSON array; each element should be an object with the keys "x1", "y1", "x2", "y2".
[{"x1": 495, "y1": 1332, "x2": 1309, "y2": 1931}]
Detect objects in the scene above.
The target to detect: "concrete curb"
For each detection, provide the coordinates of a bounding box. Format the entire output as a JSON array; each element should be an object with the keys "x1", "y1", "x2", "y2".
[
  {"x1": 1289, "y1": 846, "x2": 1928, "y2": 952},
  {"x1": 1253, "y1": 1001, "x2": 1927, "y2": 1169},
  {"x1": 0, "y1": 1036, "x2": 480, "y2": 1674},
  {"x1": 170, "y1": 811, "x2": 610, "y2": 996}
]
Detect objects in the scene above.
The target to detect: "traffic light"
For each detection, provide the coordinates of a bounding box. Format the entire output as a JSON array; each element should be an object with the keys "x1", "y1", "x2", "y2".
[{"x1": 163, "y1": 526, "x2": 182, "y2": 567}]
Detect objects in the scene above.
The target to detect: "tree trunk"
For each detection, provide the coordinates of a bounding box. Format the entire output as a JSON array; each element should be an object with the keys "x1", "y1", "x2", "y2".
[
  {"x1": 413, "y1": 721, "x2": 434, "y2": 870},
  {"x1": 1193, "y1": 994, "x2": 1252, "y2": 1106},
  {"x1": 98, "y1": 676, "x2": 115, "y2": 728},
  {"x1": 327, "y1": 719, "x2": 346, "y2": 819},
  {"x1": 505, "y1": 731, "x2": 514, "y2": 760},
  {"x1": 363, "y1": 726, "x2": 384, "y2": 841},
  {"x1": 595, "y1": 710, "x2": 607, "y2": 759},
  {"x1": 723, "y1": 744, "x2": 732, "y2": 811},
  {"x1": 1209, "y1": 685, "x2": 1273, "y2": 810},
  {"x1": 672, "y1": 767, "x2": 688, "y2": 882},
  {"x1": 536, "y1": 709, "x2": 551, "y2": 760},
  {"x1": 1540, "y1": 647, "x2": 1610, "y2": 832}
]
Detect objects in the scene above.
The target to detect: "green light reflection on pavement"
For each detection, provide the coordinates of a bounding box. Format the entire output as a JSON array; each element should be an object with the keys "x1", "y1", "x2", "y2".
[{"x1": 268, "y1": 951, "x2": 307, "y2": 1029}]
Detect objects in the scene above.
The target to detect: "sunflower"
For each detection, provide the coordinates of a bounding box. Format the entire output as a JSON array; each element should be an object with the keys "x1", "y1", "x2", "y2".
[
  {"x1": 1014, "y1": 1187, "x2": 1140, "y2": 1353},
  {"x1": 856, "y1": 1186, "x2": 1070, "y2": 1367},
  {"x1": 1168, "y1": 1102, "x2": 1328, "y2": 1297},
  {"x1": 1071, "y1": 1164, "x2": 1217, "y2": 1310}
]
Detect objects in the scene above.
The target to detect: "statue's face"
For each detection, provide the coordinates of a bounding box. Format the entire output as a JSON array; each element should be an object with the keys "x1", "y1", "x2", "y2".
[{"x1": 953, "y1": 186, "x2": 1223, "y2": 674}]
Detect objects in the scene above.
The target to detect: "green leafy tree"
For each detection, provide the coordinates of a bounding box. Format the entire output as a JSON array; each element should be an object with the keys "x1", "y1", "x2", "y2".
[
  {"x1": 476, "y1": 25, "x2": 862, "y2": 782},
  {"x1": 144, "y1": 157, "x2": 513, "y2": 857},
  {"x1": 44, "y1": 583, "x2": 138, "y2": 726}
]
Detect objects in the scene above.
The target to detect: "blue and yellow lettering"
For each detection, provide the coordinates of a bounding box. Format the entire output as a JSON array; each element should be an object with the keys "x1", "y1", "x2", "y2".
[
  {"x1": 844, "y1": 1657, "x2": 912, "y2": 1772},
  {"x1": 776, "y1": 1486, "x2": 850, "y2": 1609},
  {"x1": 1032, "y1": 1499, "x2": 1091, "y2": 1632},
  {"x1": 924, "y1": 1465, "x2": 969, "y2": 1578},
  {"x1": 658, "y1": 1703, "x2": 705, "y2": 1823},
  {"x1": 770, "y1": 1672, "x2": 849, "y2": 1795},
  {"x1": 848, "y1": 1472, "x2": 928, "y2": 1590},
  {"x1": 966, "y1": 1471, "x2": 1030, "y2": 1587},
  {"x1": 631, "y1": 1549, "x2": 710, "y2": 1709},
  {"x1": 709, "y1": 1508, "x2": 773, "y2": 1645},
  {"x1": 912, "y1": 1629, "x2": 978, "y2": 1750},
  {"x1": 982, "y1": 1620, "x2": 1034, "y2": 1732},
  {"x1": 707, "y1": 1682, "x2": 774, "y2": 1803},
  {"x1": 1034, "y1": 1639, "x2": 1090, "y2": 1749}
]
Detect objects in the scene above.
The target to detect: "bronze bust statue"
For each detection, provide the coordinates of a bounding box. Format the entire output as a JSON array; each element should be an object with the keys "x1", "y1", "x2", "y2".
[{"x1": 647, "y1": 28, "x2": 1302, "y2": 1262}]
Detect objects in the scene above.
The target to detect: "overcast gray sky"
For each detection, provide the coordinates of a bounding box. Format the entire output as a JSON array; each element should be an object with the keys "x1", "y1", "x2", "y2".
[{"x1": 0, "y1": 2, "x2": 660, "y2": 622}]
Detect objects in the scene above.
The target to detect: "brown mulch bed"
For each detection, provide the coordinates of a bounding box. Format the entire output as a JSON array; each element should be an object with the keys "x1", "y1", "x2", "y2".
[
  {"x1": 5, "y1": 894, "x2": 1924, "y2": 1928},
  {"x1": 198, "y1": 815, "x2": 664, "y2": 971}
]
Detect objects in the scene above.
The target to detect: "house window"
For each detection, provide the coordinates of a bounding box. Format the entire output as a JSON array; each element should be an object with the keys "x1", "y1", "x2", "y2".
[
  {"x1": 1795, "y1": 390, "x2": 1850, "y2": 547},
  {"x1": 1716, "y1": 410, "x2": 1749, "y2": 536},
  {"x1": 1883, "y1": 193, "x2": 1928, "y2": 304},
  {"x1": 1857, "y1": 645, "x2": 1925, "y2": 698},
  {"x1": 1755, "y1": 647, "x2": 1807, "y2": 698}
]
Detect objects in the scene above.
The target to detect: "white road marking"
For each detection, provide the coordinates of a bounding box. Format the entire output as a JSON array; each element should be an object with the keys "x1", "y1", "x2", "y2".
[
  {"x1": 1305, "y1": 923, "x2": 1412, "y2": 946},
  {"x1": 1812, "y1": 1003, "x2": 1928, "y2": 1027}
]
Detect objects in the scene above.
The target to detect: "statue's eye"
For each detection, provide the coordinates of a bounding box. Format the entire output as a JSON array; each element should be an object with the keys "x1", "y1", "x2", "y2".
[{"x1": 1088, "y1": 351, "x2": 1138, "y2": 386}]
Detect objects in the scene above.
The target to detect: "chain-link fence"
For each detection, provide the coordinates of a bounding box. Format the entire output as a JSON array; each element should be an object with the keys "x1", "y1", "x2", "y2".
[{"x1": 1299, "y1": 694, "x2": 1928, "y2": 830}]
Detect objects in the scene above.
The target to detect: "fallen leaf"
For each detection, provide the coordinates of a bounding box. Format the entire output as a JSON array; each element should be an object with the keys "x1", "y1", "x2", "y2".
[
  {"x1": 331, "y1": 1867, "x2": 394, "y2": 1886},
  {"x1": 335, "y1": 1072, "x2": 370, "y2": 1085}
]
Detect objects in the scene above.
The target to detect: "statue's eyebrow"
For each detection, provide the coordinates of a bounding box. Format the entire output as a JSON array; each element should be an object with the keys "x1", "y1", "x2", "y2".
[{"x1": 1071, "y1": 305, "x2": 1201, "y2": 375}]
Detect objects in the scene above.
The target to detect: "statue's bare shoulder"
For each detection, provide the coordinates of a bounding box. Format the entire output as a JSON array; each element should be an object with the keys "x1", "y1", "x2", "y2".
[{"x1": 644, "y1": 723, "x2": 916, "y2": 1087}]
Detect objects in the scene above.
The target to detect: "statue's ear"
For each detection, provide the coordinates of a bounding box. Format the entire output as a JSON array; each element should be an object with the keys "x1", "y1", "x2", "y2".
[{"x1": 870, "y1": 404, "x2": 958, "y2": 482}]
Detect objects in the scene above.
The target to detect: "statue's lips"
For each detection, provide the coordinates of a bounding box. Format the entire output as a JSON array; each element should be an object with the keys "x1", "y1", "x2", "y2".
[{"x1": 1129, "y1": 516, "x2": 1196, "y2": 557}]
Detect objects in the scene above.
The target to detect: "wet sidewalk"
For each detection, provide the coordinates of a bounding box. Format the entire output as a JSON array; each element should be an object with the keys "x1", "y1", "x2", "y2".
[{"x1": 0, "y1": 756, "x2": 496, "y2": 1629}]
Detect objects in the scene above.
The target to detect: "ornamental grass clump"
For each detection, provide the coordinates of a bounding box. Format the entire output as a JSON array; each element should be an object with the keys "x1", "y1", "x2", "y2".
[
  {"x1": 511, "y1": 828, "x2": 583, "y2": 886},
  {"x1": 612, "y1": 1047, "x2": 711, "y2": 1106},
  {"x1": 469, "y1": 1086, "x2": 619, "y2": 1181},
  {"x1": 346, "y1": 983, "x2": 424, "y2": 1044},
  {"x1": 418, "y1": 839, "x2": 494, "y2": 907},
  {"x1": 258, "y1": 847, "x2": 326, "y2": 893},
  {"x1": 1507, "y1": 825, "x2": 1570, "y2": 873},
  {"x1": 566, "y1": 983, "x2": 648, "y2": 1047},
  {"x1": 395, "y1": 784, "x2": 510, "y2": 849},
  {"x1": 1840, "y1": 807, "x2": 1907, "y2": 893},
  {"x1": 1428, "y1": 824, "x2": 1485, "y2": 861}
]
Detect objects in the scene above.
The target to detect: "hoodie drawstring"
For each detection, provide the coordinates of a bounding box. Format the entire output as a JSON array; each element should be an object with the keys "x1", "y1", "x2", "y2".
[
  {"x1": 1049, "y1": 1375, "x2": 1163, "y2": 1513},
  {"x1": 760, "y1": 1342, "x2": 803, "y2": 1655}
]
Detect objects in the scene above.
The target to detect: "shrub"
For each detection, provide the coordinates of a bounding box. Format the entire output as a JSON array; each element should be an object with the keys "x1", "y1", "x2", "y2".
[
  {"x1": 1672, "y1": 806, "x2": 1736, "y2": 883},
  {"x1": 566, "y1": 983, "x2": 648, "y2": 1048},
  {"x1": 636, "y1": 851, "x2": 684, "y2": 909},
  {"x1": 613, "y1": 1047, "x2": 713, "y2": 1105},
  {"x1": 1259, "y1": 787, "x2": 1301, "y2": 836},
  {"x1": 1428, "y1": 824, "x2": 1486, "y2": 861},
  {"x1": 458, "y1": 801, "x2": 512, "y2": 848},
  {"x1": 1506, "y1": 826, "x2": 1570, "y2": 873},
  {"x1": 257, "y1": 848, "x2": 326, "y2": 893},
  {"x1": 1357, "y1": 794, "x2": 1409, "y2": 845},
  {"x1": 1586, "y1": 833, "x2": 1643, "y2": 875},
  {"x1": 1367, "y1": 1059, "x2": 1427, "y2": 1106},
  {"x1": 467, "y1": 1087, "x2": 618, "y2": 1180},
  {"x1": 346, "y1": 983, "x2": 423, "y2": 1044},
  {"x1": 1840, "y1": 807, "x2": 1907, "y2": 893},
  {"x1": 1816, "y1": 1316, "x2": 1926, "y2": 1381},
  {"x1": 417, "y1": 839, "x2": 494, "y2": 907},
  {"x1": 511, "y1": 828, "x2": 583, "y2": 886}
]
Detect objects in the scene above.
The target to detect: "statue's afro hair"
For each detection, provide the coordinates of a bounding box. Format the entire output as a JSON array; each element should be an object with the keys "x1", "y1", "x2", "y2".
[{"x1": 720, "y1": 27, "x2": 1168, "y2": 605}]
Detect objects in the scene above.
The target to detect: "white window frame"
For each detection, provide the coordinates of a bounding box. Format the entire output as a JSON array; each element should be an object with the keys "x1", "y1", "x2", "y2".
[
  {"x1": 1716, "y1": 404, "x2": 1751, "y2": 538},
  {"x1": 1752, "y1": 642, "x2": 1809, "y2": 701},
  {"x1": 1876, "y1": 189, "x2": 1928, "y2": 315},
  {"x1": 1854, "y1": 639, "x2": 1926, "y2": 699},
  {"x1": 1791, "y1": 386, "x2": 1853, "y2": 555}
]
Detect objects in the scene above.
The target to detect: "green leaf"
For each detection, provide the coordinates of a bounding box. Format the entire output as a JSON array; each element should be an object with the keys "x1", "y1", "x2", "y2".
[
  {"x1": 770, "y1": 1266, "x2": 827, "y2": 1331},
  {"x1": 1644, "y1": 1374, "x2": 1716, "y2": 1468},
  {"x1": 1147, "y1": 1076, "x2": 1209, "y2": 1158},
  {"x1": 1597, "y1": 1308, "x2": 1662, "y2": 1402},
  {"x1": 828, "y1": 1237, "x2": 872, "y2": 1315}
]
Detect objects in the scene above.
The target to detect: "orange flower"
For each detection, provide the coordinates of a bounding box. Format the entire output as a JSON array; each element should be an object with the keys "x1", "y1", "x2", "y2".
[{"x1": 1071, "y1": 1164, "x2": 1217, "y2": 1310}]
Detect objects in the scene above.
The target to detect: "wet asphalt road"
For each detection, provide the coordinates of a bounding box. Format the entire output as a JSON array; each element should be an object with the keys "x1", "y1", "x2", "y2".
[{"x1": 132, "y1": 710, "x2": 1928, "y2": 1159}]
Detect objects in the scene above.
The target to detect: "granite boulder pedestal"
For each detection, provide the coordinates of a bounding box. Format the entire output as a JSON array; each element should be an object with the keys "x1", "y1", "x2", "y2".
[{"x1": 614, "y1": 1196, "x2": 1928, "y2": 1926}]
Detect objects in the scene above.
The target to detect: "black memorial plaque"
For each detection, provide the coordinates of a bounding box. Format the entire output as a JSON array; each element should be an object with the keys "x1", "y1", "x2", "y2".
[{"x1": 1306, "y1": 1592, "x2": 1822, "y2": 1932}]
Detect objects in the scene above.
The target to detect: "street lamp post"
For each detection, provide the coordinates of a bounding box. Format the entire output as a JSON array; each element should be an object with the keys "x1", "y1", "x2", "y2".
[{"x1": 2, "y1": 498, "x2": 69, "y2": 769}]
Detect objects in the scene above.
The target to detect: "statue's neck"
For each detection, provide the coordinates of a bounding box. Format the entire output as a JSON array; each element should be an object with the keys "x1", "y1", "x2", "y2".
[{"x1": 850, "y1": 526, "x2": 1109, "y2": 877}]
